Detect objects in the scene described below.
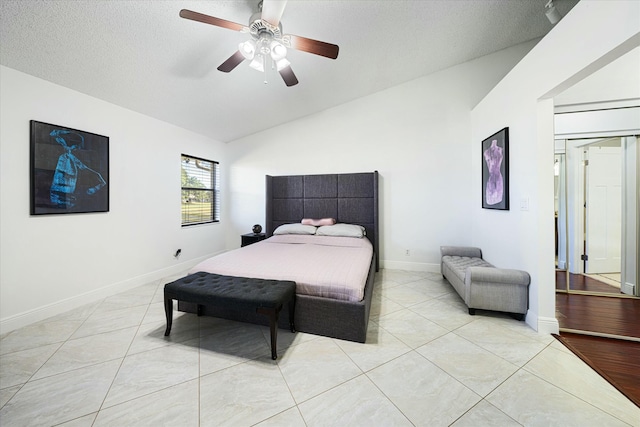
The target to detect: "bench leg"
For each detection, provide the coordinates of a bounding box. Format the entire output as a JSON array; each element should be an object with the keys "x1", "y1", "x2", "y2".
[
  {"x1": 257, "y1": 307, "x2": 280, "y2": 360},
  {"x1": 164, "y1": 297, "x2": 173, "y2": 336}
]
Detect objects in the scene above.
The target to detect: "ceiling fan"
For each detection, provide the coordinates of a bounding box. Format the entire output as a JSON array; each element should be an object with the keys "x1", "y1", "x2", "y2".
[{"x1": 179, "y1": 0, "x2": 339, "y2": 87}]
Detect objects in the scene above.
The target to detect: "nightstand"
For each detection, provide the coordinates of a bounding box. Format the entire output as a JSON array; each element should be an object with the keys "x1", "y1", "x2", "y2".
[{"x1": 241, "y1": 233, "x2": 266, "y2": 247}]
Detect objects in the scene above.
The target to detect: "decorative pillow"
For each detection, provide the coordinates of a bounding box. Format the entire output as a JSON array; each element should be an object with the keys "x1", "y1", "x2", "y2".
[
  {"x1": 273, "y1": 223, "x2": 317, "y2": 235},
  {"x1": 301, "y1": 218, "x2": 336, "y2": 227},
  {"x1": 316, "y1": 223, "x2": 366, "y2": 238}
]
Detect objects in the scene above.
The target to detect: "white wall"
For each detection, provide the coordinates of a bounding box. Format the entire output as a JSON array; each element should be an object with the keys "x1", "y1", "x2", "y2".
[
  {"x1": 554, "y1": 46, "x2": 640, "y2": 107},
  {"x1": 0, "y1": 66, "x2": 227, "y2": 333},
  {"x1": 470, "y1": 1, "x2": 640, "y2": 333},
  {"x1": 225, "y1": 41, "x2": 538, "y2": 271}
]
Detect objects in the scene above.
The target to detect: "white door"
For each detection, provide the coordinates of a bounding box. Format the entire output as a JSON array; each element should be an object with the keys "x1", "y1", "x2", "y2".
[{"x1": 585, "y1": 146, "x2": 622, "y2": 274}]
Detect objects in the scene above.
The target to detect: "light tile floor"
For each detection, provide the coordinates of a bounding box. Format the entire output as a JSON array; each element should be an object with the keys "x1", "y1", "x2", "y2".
[{"x1": 1, "y1": 269, "x2": 638, "y2": 426}]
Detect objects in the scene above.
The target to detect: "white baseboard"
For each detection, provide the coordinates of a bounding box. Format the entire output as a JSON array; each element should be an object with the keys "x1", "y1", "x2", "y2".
[
  {"x1": 621, "y1": 281, "x2": 636, "y2": 296},
  {"x1": 534, "y1": 315, "x2": 560, "y2": 335},
  {"x1": 380, "y1": 260, "x2": 440, "y2": 273},
  {"x1": 0, "y1": 251, "x2": 224, "y2": 335}
]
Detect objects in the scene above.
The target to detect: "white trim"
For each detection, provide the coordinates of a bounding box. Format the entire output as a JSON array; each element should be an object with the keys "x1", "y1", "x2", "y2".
[
  {"x1": 556, "y1": 130, "x2": 640, "y2": 139},
  {"x1": 554, "y1": 106, "x2": 640, "y2": 140},
  {"x1": 536, "y1": 315, "x2": 560, "y2": 335},
  {"x1": 381, "y1": 260, "x2": 440, "y2": 273},
  {"x1": 0, "y1": 251, "x2": 225, "y2": 335},
  {"x1": 554, "y1": 98, "x2": 640, "y2": 114},
  {"x1": 621, "y1": 281, "x2": 636, "y2": 295},
  {"x1": 566, "y1": 140, "x2": 585, "y2": 274},
  {"x1": 559, "y1": 328, "x2": 640, "y2": 343}
]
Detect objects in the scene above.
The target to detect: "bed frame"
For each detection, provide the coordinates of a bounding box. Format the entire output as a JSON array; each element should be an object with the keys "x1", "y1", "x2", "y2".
[
  {"x1": 180, "y1": 171, "x2": 379, "y2": 343},
  {"x1": 264, "y1": 171, "x2": 379, "y2": 342}
]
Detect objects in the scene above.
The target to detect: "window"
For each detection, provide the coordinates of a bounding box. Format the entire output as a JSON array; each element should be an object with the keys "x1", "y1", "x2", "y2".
[{"x1": 181, "y1": 154, "x2": 219, "y2": 226}]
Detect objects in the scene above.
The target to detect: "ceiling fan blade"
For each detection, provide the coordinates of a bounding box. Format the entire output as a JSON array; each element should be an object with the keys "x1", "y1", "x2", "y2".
[
  {"x1": 261, "y1": 0, "x2": 288, "y2": 27},
  {"x1": 285, "y1": 34, "x2": 339, "y2": 59},
  {"x1": 217, "y1": 51, "x2": 246, "y2": 73},
  {"x1": 278, "y1": 65, "x2": 299, "y2": 87},
  {"x1": 179, "y1": 9, "x2": 247, "y2": 32}
]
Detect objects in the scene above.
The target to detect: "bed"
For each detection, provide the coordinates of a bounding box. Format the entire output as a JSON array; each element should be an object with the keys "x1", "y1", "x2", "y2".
[{"x1": 180, "y1": 171, "x2": 379, "y2": 343}]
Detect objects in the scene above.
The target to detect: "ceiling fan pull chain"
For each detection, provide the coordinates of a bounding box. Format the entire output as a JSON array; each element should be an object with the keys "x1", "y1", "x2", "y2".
[{"x1": 263, "y1": 55, "x2": 268, "y2": 84}]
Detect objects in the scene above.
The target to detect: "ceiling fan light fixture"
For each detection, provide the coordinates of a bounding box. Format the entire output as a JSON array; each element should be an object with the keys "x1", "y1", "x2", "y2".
[
  {"x1": 180, "y1": 2, "x2": 338, "y2": 87},
  {"x1": 249, "y1": 54, "x2": 265, "y2": 72},
  {"x1": 239, "y1": 40, "x2": 256, "y2": 60},
  {"x1": 270, "y1": 41, "x2": 287, "y2": 61},
  {"x1": 257, "y1": 36, "x2": 273, "y2": 55}
]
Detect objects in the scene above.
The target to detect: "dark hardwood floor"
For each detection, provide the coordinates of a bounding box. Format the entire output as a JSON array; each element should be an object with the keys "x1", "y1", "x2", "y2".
[
  {"x1": 555, "y1": 270, "x2": 623, "y2": 294},
  {"x1": 554, "y1": 333, "x2": 640, "y2": 408},
  {"x1": 555, "y1": 274, "x2": 640, "y2": 407},
  {"x1": 556, "y1": 292, "x2": 640, "y2": 338},
  {"x1": 555, "y1": 271, "x2": 640, "y2": 338}
]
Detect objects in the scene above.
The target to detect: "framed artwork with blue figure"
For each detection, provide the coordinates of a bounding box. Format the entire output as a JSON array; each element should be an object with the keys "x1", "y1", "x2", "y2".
[
  {"x1": 481, "y1": 127, "x2": 509, "y2": 210},
  {"x1": 30, "y1": 120, "x2": 109, "y2": 215}
]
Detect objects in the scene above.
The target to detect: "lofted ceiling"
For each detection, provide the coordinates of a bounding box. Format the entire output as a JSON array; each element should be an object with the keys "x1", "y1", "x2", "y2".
[{"x1": 0, "y1": 0, "x2": 579, "y2": 142}]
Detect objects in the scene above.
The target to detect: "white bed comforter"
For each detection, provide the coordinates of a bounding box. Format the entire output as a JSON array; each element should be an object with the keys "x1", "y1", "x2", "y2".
[{"x1": 189, "y1": 234, "x2": 373, "y2": 302}]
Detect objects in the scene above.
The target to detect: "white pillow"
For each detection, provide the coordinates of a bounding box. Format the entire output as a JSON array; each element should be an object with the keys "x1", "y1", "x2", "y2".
[
  {"x1": 273, "y1": 223, "x2": 317, "y2": 235},
  {"x1": 316, "y1": 223, "x2": 366, "y2": 238}
]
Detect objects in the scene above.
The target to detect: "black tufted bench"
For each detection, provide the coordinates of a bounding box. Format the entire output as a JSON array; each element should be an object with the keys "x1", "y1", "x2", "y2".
[{"x1": 164, "y1": 272, "x2": 296, "y2": 360}]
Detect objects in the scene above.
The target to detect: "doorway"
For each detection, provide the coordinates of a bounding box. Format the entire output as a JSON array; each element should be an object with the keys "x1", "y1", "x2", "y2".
[{"x1": 556, "y1": 135, "x2": 638, "y2": 298}]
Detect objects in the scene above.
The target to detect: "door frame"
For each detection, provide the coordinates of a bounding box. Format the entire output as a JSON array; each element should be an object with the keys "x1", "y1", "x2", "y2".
[
  {"x1": 563, "y1": 136, "x2": 637, "y2": 296},
  {"x1": 555, "y1": 106, "x2": 640, "y2": 297}
]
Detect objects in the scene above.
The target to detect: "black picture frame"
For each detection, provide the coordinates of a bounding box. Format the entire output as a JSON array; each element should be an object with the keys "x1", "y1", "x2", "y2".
[
  {"x1": 30, "y1": 120, "x2": 109, "y2": 215},
  {"x1": 482, "y1": 127, "x2": 509, "y2": 210}
]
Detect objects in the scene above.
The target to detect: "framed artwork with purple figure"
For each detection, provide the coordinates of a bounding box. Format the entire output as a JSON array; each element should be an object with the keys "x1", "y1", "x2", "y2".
[
  {"x1": 30, "y1": 120, "x2": 109, "y2": 215},
  {"x1": 481, "y1": 127, "x2": 509, "y2": 210}
]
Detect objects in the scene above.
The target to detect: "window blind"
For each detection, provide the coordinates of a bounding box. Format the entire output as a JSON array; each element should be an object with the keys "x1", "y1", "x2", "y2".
[{"x1": 181, "y1": 154, "x2": 219, "y2": 226}]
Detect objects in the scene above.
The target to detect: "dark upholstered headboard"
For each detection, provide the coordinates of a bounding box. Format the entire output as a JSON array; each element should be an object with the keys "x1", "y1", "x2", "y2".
[{"x1": 265, "y1": 171, "x2": 379, "y2": 270}]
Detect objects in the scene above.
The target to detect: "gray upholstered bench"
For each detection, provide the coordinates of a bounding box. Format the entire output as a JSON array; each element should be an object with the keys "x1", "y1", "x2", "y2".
[
  {"x1": 164, "y1": 272, "x2": 296, "y2": 360},
  {"x1": 440, "y1": 246, "x2": 530, "y2": 320}
]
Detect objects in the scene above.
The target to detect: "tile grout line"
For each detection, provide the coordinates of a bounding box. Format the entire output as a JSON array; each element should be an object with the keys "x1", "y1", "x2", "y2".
[
  {"x1": 519, "y1": 340, "x2": 637, "y2": 423},
  {"x1": 91, "y1": 284, "x2": 160, "y2": 421},
  {"x1": 0, "y1": 292, "x2": 107, "y2": 414},
  {"x1": 2, "y1": 270, "x2": 634, "y2": 425}
]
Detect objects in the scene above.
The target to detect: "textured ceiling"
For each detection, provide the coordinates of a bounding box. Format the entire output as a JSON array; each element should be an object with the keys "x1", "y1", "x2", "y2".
[{"x1": 0, "y1": 0, "x2": 579, "y2": 142}]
